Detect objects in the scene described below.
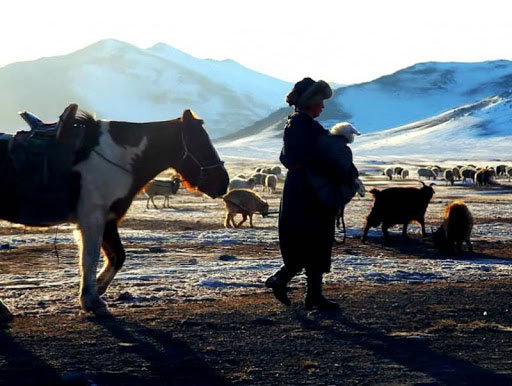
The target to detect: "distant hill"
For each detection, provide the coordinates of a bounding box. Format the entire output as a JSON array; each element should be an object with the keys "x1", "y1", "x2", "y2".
[
  {"x1": 0, "y1": 39, "x2": 293, "y2": 138},
  {"x1": 223, "y1": 60, "x2": 512, "y2": 144},
  {"x1": 217, "y1": 90, "x2": 512, "y2": 161},
  {"x1": 321, "y1": 60, "x2": 512, "y2": 133}
]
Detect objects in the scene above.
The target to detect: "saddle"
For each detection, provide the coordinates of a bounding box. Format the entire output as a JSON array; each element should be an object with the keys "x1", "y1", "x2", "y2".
[{"x1": 0, "y1": 104, "x2": 80, "y2": 224}]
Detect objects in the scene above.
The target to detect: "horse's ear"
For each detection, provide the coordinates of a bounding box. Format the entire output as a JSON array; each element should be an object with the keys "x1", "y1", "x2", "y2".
[
  {"x1": 181, "y1": 109, "x2": 204, "y2": 125},
  {"x1": 182, "y1": 109, "x2": 194, "y2": 122}
]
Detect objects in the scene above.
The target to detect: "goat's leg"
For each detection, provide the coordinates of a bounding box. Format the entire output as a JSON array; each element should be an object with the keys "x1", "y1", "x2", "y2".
[
  {"x1": 236, "y1": 214, "x2": 247, "y2": 228},
  {"x1": 382, "y1": 223, "x2": 391, "y2": 240},
  {"x1": 419, "y1": 219, "x2": 427, "y2": 238},
  {"x1": 402, "y1": 223, "x2": 409, "y2": 239},
  {"x1": 224, "y1": 212, "x2": 231, "y2": 228},
  {"x1": 456, "y1": 240, "x2": 463, "y2": 253},
  {"x1": 146, "y1": 197, "x2": 150, "y2": 209},
  {"x1": 150, "y1": 195, "x2": 158, "y2": 209},
  {"x1": 230, "y1": 213, "x2": 237, "y2": 228},
  {"x1": 97, "y1": 220, "x2": 125, "y2": 296},
  {"x1": 466, "y1": 239, "x2": 473, "y2": 253},
  {"x1": 249, "y1": 214, "x2": 254, "y2": 228},
  {"x1": 362, "y1": 222, "x2": 371, "y2": 243},
  {"x1": 77, "y1": 210, "x2": 109, "y2": 315}
]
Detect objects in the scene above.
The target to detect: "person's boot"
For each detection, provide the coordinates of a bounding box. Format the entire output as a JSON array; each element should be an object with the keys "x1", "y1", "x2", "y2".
[
  {"x1": 305, "y1": 272, "x2": 340, "y2": 310},
  {"x1": 265, "y1": 267, "x2": 295, "y2": 306}
]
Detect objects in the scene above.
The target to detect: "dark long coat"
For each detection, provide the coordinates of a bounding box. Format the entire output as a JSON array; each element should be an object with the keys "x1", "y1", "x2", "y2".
[{"x1": 278, "y1": 111, "x2": 336, "y2": 273}]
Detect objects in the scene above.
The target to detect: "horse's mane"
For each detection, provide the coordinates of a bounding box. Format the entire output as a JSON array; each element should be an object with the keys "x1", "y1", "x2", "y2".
[
  {"x1": 74, "y1": 110, "x2": 97, "y2": 127},
  {"x1": 72, "y1": 110, "x2": 101, "y2": 165}
]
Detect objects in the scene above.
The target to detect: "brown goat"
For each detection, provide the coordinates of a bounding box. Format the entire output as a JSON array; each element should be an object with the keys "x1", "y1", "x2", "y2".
[
  {"x1": 362, "y1": 181, "x2": 435, "y2": 242},
  {"x1": 223, "y1": 189, "x2": 269, "y2": 228},
  {"x1": 433, "y1": 200, "x2": 473, "y2": 253}
]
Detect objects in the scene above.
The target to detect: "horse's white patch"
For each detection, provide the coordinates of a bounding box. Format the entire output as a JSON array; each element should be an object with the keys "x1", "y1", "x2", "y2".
[{"x1": 73, "y1": 121, "x2": 148, "y2": 215}]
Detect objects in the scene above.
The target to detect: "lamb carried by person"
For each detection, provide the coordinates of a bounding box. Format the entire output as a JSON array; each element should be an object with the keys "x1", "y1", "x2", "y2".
[{"x1": 307, "y1": 122, "x2": 364, "y2": 211}]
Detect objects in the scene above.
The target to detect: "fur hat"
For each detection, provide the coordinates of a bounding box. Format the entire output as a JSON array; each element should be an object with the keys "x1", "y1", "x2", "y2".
[{"x1": 286, "y1": 77, "x2": 333, "y2": 109}]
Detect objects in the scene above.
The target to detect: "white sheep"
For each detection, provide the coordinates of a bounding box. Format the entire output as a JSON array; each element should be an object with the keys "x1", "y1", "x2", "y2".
[
  {"x1": 144, "y1": 178, "x2": 180, "y2": 209},
  {"x1": 251, "y1": 172, "x2": 271, "y2": 190},
  {"x1": 264, "y1": 174, "x2": 278, "y2": 193},
  {"x1": 330, "y1": 122, "x2": 361, "y2": 144},
  {"x1": 228, "y1": 177, "x2": 256, "y2": 191}
]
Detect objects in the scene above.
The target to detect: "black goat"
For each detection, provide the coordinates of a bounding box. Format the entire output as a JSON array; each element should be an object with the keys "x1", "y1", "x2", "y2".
[{"x1": 362, "y1": 181, "x2": 435, "y2": 242}]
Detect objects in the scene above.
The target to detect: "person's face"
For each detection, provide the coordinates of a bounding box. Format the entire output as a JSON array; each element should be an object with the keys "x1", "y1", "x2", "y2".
[{"x1": 308, "y1": 101, "x2": 324, "y2": 118}]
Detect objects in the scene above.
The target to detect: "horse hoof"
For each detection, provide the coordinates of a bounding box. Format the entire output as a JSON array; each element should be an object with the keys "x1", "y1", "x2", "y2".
[{"x1": 93, "y1": 307, "x2": 112, "y2": 318}]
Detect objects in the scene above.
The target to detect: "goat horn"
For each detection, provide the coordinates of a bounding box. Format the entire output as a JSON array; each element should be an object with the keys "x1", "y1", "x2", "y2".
[
  {"x1": 430, "y1": 183, "x2": 436, "y2": 187},
  {"x1": 419, "y1": 180, "x2": 426, "y2": 187}
]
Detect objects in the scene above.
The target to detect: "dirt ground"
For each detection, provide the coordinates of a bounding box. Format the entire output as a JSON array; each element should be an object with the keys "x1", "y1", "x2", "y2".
[
  {"x1": 2, "y1": 279, "x2": 512, "y2": 385},
  {"x1": 2, "y1": 164, "x2": 512, "y2": 385}
]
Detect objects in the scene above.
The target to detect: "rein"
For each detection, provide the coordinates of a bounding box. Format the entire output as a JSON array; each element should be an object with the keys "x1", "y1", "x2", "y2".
[
  {"x1": 92, "y1": 149, "x2": 132, "y2": 174},
  {"x1": 176, "y1": 124, "x2": 224, "y2": 186}
]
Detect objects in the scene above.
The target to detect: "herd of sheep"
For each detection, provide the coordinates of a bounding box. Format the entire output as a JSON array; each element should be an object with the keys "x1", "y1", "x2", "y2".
[
  {"x1": 385, "y1": 164, "x2": 512, "y2": 186},
  {"x1": 138, "y1": 160, "x2": 512, "y2": 254}
]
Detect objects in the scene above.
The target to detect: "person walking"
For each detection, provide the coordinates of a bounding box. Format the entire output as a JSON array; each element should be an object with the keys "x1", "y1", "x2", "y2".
[{"x1": 265, "y1": 77, "x2": 340, "y2": 310}]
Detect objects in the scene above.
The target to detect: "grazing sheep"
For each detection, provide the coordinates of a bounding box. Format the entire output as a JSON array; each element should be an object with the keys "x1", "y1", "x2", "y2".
[
  {"x1": 475, "y1": 168, "x2": 496, "y2": 186},
  {"x1": 460, "y1": 167, "x2": 476, "y2": 184},
  {"x1": 270, "y1": 166, "x2": 282, "y2": 176},
  {"x1": 144, "y1": 178, "x2": 181, "y2": 209},
  {"x1": 429, "y1": 166, "x2": 441, "y2": 177},
  {"x1": 433, "y1": 200, "x2": 473, "y2": 253},
  {"x1": 496, "y1": 164, "x2": 508, "y2": 176},
  {"x1": 507, "y1": 167, "x2": 512, "y2": 181},
  {"x1": 229, "y1": 177, "x2": 256, "y2": 191},
  {"x1": 251, "y1": 172, "x2": 271, "y2": 189},
  {"x1": 394, "y1": 167, "x2": 404, "y2": 178},
  {"x1": 264, "y1": 174, "x2": 278, "y2": 193},
  {"x1": 444, "y1": 169, "x2": 454, "y2": 185},
  {"x1": 452, "y1": 167, "x2": 461, "y2": 180},
  {"x1": 223, "y1": 189, "x2": 269, "y2": 228},
  {"x1": 417, "y1": 168, "x2": 436, "y2": 180},
  {"x1": 235, "y1": 174, "x2": 247, "y2": 179},
  {"x1": 362, "y1": 181, "x2": 435, "y2": 242},
  {"x1": 401, "y1": 169, "x2": 409, "y2": 179},
  {"x1": 384, "y1": 167, "x2": 393, "y2": 180}
]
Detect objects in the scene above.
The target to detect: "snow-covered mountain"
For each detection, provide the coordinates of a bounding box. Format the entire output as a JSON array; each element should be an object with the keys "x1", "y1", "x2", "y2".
[
  {"x1": 221, "y1": 60, "x2": 512, "y2": 143},
  {"x1": 216, "y1": 91, "x2": 512, "y2": 162},
  {"x1": 321, "y1": 60, "x2": 512, "y2": 132},
  {"x1": 0, "y1": 39, "x2": 292, "y2": 137},
  {"x1": 352, "y1": 91, "x2": 512, "y2": 161}
]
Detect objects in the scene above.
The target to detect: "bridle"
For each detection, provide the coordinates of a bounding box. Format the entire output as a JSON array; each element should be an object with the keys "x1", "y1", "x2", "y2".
[{"x1": 176, "y1": 123, "x2": 225, "y2": 187}]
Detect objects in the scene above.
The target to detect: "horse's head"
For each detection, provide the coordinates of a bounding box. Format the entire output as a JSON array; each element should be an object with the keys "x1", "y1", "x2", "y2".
[{"x1": 175, "y1": 110, "x2": 229, "y2": 198}]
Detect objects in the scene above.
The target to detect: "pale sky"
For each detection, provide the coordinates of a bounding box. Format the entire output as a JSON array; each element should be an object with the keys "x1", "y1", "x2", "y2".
[{"x1": 1, "y1": 0, "x2": 511, "y2": 84}]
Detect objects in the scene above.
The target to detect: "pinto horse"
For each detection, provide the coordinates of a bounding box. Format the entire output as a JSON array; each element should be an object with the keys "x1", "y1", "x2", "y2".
[{"x1": 0, "y1": 108, "x2": 229, "y2": 316}]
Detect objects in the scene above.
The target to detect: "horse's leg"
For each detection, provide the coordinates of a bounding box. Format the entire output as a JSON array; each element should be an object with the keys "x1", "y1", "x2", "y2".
[
  {"x1": 97, "y1": 220, "x2": 125, "y2": 295},
  {"x1": 151, "y1": 195, "x2": 158, "y2": 209},
  {"x1": 77, "y1": 210, "x2": 109, "y2": 315},
  {"x1": 146, "y1": 196, "x2": 150, "y2": 209}
]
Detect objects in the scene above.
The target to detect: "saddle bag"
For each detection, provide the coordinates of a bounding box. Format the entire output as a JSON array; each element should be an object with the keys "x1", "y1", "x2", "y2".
[{"x1": 3, "y1": 129, "x2": 76, "y2": 224}]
